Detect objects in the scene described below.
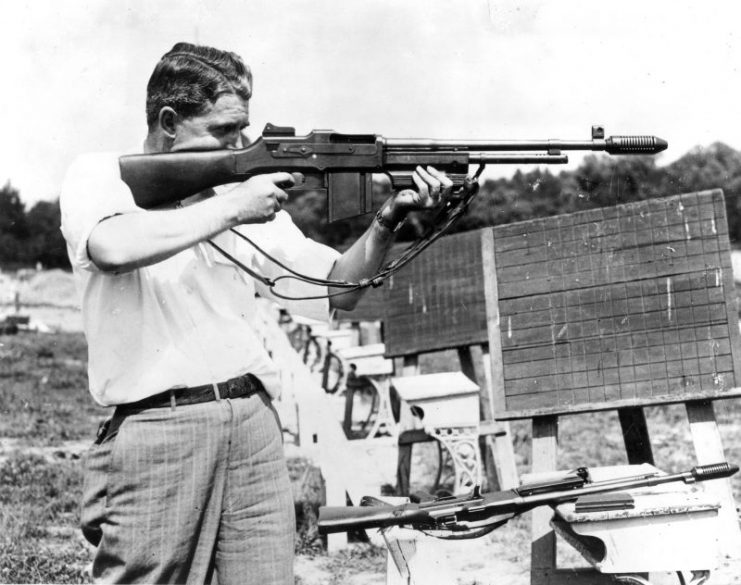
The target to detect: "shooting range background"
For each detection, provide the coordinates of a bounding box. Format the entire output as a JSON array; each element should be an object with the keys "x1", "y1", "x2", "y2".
[{"x1": 3, "y1": 0, "x2": 741, "y2": 205}]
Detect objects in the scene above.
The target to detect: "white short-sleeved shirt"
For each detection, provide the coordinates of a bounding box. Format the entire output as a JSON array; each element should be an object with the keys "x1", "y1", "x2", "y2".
[{"x1": 60, "y1": 152, "x2": 340, "y2": 406}]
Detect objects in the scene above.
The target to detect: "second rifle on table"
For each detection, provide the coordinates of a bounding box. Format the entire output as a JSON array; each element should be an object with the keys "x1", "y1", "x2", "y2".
[{"x1": 318, "y1": 463, "x2": 737, "y2": 539}]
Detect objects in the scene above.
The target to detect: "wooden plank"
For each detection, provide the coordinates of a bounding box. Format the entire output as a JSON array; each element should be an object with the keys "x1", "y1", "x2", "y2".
[
  {"x1": 497, "y1": 238, "x2": 725, "y2": 287},
  {"x1": 531, "y1": 570, "x2": 614, "y2": 585},
  {"x1": 482, "y1": 228, "x2": 508, "y2": 417},
  {"x1": 496, "y1": 387, "x2": 741, "y2": 420},
  {"x1": 494, "y1": 190, "x2": 723, "y2": 254},
  {"x1": 617, "y1": 407, "x2": 655, "y2": 465},
  {"x1": 402, "y1": 354, "x2": 420, "y2": 377},
  {"x1": 502, "y1": 333, "x2": 733, "y2": 367},
  {"x1": 498, "y1": 254, "x2": 725, "y2": 299},
  {"x1": 716, "y1": 207, "x2": 741, "y2": 384},
  {"x1": 383, "y1": 525, "x2": 468, "y2": 585},
  {"x1": 474, "y1": 346, "x2": 520, "y2": 490},
  {"x1": 458, "y1": 344, "x2": 499, "y2": 490},
  {"x1": 530, "y1": 416, "x2": 559, "y2": 582},
  {"x1": 686, "y1": 400, "x2": 741, "y2": 557},
  {"x1": 495, "y1": 271, "x2": 729, "y2": 315},
  {"x1": 480, "y1": 346, "x2": 519, "y2": 489},
  {"x1": 457, "y1": 345, "x2": 477, "y2": 381}
]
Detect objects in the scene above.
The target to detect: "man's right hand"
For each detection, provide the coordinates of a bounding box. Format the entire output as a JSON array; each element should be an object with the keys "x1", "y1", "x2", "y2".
[
  {"x1": 88, "y1": 171, "x2": 297, "y2": 273},
  {"x1": 224, "y1": 172, "x2": 294, "y2": 224}
]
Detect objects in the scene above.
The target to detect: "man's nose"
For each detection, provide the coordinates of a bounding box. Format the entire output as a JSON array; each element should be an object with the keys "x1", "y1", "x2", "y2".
[
  {"x1": 221, "y1": 130, "x2": 244, "y2": 150},
  {"x1": 224, "y1": 131, "x2": 243, "y2": 150},
  {"x1": 226, "y1": 130, "x2": 251, "y2": 150}
]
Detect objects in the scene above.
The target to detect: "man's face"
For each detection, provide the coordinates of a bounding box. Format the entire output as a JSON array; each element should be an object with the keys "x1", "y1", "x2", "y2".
[{"x1": 171, "y1": 93, "x2": 250, "y2": 151}]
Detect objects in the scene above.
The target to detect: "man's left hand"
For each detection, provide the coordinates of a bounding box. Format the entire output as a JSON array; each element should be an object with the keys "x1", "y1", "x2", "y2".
[{"x1": 380, "y1": 166, "x2": 453, "y2": 225}]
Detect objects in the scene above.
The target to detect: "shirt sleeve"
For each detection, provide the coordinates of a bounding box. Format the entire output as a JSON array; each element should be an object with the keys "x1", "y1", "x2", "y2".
[
  {"x1": 60, "y1": 153, "x2": 141, "y2": 272},
  {"x1": 232, "y1": 211, "x2": 341, "y2": 322}
]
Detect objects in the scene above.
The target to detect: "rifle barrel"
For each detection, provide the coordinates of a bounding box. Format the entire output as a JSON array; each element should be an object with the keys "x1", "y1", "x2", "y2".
[
  {"x1": 514, "y1": 463, "x2": 738, "y2": 508},
  {"x1": 470, "y1": 154, "x2": 568, "y2": 164},
  {"x1": 385, "y1": 136, "x2": 668, "y2": 155}
]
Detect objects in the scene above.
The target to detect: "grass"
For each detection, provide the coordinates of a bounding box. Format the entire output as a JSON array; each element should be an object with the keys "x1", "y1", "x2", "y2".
[
  {"x1": 0, "y1": 452, "x2": 90, "y2": 584},
  {"x1": 0, "y1": 332, "x2": 98, "y2": 583},
  {"x1": 294, "y1": 545, "x2": 387, "y2": 585},
  {"x1": 0, "y1": 332, "x2": 104, "y2": 444},
  {"x1": 3, "y1": 331, "x2": 741, "y2": 583}
]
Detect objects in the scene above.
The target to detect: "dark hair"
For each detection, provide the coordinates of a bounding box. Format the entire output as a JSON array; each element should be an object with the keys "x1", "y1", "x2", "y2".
[{"x1": 145, "y1": 42, "x2": 252, "y2": 128}]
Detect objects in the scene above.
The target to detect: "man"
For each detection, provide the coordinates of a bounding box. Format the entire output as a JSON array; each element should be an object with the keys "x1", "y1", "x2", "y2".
[{"x1": 60, "y1": 43, "x2": 453, "y2": 584}]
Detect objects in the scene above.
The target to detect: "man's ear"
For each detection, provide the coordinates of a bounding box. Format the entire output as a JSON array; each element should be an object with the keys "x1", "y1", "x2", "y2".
[{"x1": 158, "y1": 107, "x2": 178, "y2": 139}]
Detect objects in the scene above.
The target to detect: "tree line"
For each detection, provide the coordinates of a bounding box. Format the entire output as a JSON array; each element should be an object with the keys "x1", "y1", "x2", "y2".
[
  {"x1": 2, "y1": 141, "x2": 741, "y2": 271},
  {"x1": 0, "y1": 183, "x2": 68, "y2": 270}
]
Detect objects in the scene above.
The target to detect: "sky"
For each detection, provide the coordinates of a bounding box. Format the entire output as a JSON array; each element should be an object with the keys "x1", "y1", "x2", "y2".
[{"x1": 3, "y1": 0, "x2": 741, "y2": 205}]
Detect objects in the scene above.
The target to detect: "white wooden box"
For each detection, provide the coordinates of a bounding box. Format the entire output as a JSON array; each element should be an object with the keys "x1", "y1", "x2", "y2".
[
  {"x1": 313, "y1": 328, "x2": 357, "y2": 351},
  {"x1": 549, "y1": 465, "x2": 722, "y2": 574},
  {"x1": 338, "y1": 343, "x2": 394, "y2": 376},
  {"x1": 391, "y1": 372, "x2": 480, "y2": 430}
]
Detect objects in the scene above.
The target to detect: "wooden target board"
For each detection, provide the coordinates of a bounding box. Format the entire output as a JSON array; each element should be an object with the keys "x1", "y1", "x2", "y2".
[
  {"x1": 490, "y1": 189, "x2": 741, "y2": 419},
  {"x1": 382, "y1": 231, "x2": 489, "y2": 357}
]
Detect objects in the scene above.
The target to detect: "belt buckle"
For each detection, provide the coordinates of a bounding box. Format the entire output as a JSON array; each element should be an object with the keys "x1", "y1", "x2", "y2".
[{"x1": 226, "y1": 377, "x2": 242, "y2": 399}]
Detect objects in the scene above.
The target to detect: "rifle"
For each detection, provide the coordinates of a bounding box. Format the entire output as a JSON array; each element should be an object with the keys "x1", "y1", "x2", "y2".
[
  {"x1": 119, "y1": 124, "x2": 667, "y2": 222},
  {"x1": 317, "y1": 463, "x2": 737, "y2": 539}
]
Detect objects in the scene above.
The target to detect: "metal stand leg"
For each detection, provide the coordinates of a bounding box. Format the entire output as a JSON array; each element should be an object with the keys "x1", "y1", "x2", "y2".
[
  {"x1": 677, "y1": 571, "x2": 711, "y2": 585},
  {"x1": 364, "y1": 378, "x2": 398, "y2": 439},
  {"x1": 429, "y1": 425, "x2": 482, "y2": 494}
]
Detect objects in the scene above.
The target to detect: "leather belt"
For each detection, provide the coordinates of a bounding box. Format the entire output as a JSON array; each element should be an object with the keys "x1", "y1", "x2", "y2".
[{"x1": 117, "y1": 373, "x2": 265, "y2": 413}]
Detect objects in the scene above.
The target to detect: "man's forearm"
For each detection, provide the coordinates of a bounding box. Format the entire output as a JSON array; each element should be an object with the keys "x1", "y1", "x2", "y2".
[
  {"x1": 327, "y1": 216, "x2": 398, "y2": 311},
  {"x1": 88, "y1": 196, "x2": 240, "y2": 273}
]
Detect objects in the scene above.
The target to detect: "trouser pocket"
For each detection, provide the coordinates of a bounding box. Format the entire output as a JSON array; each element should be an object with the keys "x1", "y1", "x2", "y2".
[{"x1": 80, "y1": 412, "x2": 125, "y2": 546}]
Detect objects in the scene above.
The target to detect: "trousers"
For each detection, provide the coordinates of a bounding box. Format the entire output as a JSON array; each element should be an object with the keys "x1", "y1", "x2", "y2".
[{"x1": 81, "y1": 390, "x2": 295, "y2": 584}]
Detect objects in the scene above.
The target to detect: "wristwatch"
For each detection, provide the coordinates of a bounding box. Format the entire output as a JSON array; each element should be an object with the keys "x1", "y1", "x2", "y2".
[{"x1": 375, "y1": 206, "x2": 405, "y2": 232}]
